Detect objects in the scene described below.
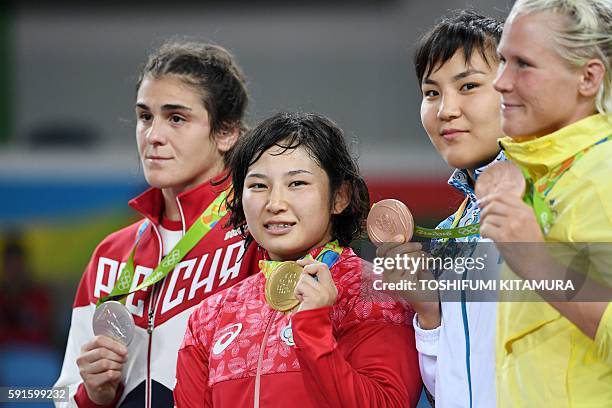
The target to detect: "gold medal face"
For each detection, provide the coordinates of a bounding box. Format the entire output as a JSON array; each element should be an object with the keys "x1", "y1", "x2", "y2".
[{"x1": 265, "y1": 261, "x2": 302, "y2": 312}]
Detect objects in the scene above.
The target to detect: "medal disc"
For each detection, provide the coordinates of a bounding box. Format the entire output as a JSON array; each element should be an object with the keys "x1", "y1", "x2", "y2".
[
  {"x1": 475, "y1": 162, "x2": 526, "y2": 200},
  {"x1": 265, "y1": 262, "x2": 302, "y2": 312},
  {"x1": 367, "y1": 199, "x2": 414, "y2": 245},
  {"x1": 92, "y1": 301, "x2": 135, "y2": 346}
]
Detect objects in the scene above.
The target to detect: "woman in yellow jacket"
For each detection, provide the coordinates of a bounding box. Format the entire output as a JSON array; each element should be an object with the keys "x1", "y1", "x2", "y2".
[{"x1": 477, "y1": 0, "x2": 612, "y2": 406}]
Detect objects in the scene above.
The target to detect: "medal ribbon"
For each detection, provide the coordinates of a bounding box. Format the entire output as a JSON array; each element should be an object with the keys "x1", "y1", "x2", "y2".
[
  {"x1": 260, "y1": 240, "x2": 343, "y2": 279},
  {"x1": 521, "y1": 135, "x2": 610, "y2": 234},
  {"x1": 97, "y1": 189, "x2": 230, "y2": 306},
  {"x1": 414, "y1": 197, "x2": 480, "y2": 239}
]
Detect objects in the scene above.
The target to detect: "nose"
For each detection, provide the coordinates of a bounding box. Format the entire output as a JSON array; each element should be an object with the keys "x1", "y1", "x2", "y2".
[
  {"x1": 145, "y1": 117, "x2": 167, "y2": 146},
  {"x1": 437, "y1": 93, "x2": 460, "y2": 121},
  {"x1": 493, "y1": 63, "x2": 513, "y2": 94},
  {"x1": 265, "y1": 186, "x2": 288, "y2": 214}
]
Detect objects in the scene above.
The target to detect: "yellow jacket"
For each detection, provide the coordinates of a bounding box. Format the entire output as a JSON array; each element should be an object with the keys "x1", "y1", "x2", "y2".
[{"x1": 497, "y1": 114, "x2": 612, "y2": 407}]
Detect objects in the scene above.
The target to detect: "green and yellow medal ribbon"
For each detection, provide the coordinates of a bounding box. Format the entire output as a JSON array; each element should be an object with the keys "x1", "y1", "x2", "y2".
[
  {"x1": 414, "y1": 197, "x2": 480, "y2": 239},
  {"x1": 260, "y1": 241, "x2": 344, "y2": 312},
  {"x1": 260, "y1": 240, "x2": 343, "y2": 279},
  {"x1": 97, "y1": 189, "x2": 231, "y2": 307}
]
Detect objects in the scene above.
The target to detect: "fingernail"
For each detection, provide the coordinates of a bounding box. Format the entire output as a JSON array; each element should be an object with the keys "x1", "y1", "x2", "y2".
[{"x1": 392, "y1": 234, "x2": 405, "y2": 243}]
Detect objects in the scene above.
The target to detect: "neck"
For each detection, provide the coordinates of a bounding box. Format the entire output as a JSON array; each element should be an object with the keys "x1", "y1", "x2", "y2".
[
  {"x1": 160, "y1": 164, "x2": 226, "y2": 222},
  {"x1": 466, "y1": 150, "x2": 501, "y2": 185},
  {"x1": 162, "y1": 189, "x2": 181, "y2": 221}
]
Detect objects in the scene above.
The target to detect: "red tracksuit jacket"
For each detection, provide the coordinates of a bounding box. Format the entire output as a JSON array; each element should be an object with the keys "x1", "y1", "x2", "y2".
[
  {"x1": 175, "y1": 246, "x2": 422, "y2": 407},
  {"x1": 55, "y1": 177, "x2": 261, "y2": 408}
]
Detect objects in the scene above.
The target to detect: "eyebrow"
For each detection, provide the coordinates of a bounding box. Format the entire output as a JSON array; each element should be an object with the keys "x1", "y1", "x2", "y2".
[
  {"x1": 245, "y1": 169, "x2": 313, "y2": 179},
  {"x1": 423, "y1": 69, "x2": 487, "y2": 85},
  {"x1": 136, "y1": 103, "x2": 193, "y2": 111}
]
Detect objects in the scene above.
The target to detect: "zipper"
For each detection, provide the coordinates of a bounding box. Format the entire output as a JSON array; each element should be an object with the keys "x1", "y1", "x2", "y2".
[
  {"x1": 253, "y1": 310, "x2": 277, "y2": 408},
  {"x1": 145, "y1": 284, "x2": 159, "y2": 408},
  {"x1": 145, "y1": 222, "x2": 164, "y2": 408}
]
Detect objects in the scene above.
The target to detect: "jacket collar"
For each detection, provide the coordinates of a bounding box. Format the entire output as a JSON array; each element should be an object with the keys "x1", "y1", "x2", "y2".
[
  {"x1": 499, "y1": 114, "x2": 612, "y2": 180},
  {"x1": 259, "y1": 240, "x2": 347, "y2": 264},
  {"x1": 447, "y1": 149, "x2": 506, "y2": 198},
  {"x1": 128, "y1": 172, "x2": 231, "y2": 231}
]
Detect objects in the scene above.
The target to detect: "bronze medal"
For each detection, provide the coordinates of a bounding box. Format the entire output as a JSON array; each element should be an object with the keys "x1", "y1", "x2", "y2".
[
  {"x1": 367, "y1": 199, "x2": 414, "y2": 245},
  {"x1": 265, "y1": 261, "x2": 303, "y2": 312},
  {"x1": 475, "y1": 162, "x2": 526, "y2": 200}
]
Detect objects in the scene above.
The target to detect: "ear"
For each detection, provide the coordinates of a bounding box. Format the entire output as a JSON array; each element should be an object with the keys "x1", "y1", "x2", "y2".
[
  {"x1": 332, "y1": 181, "x2": 351, "y2": 215},
  {"x1": 214, "y1": 124, "x2": 240, "y2": 153},
  {"x1": 578, "y1": 58, "x2": 605, "y2": 98}
]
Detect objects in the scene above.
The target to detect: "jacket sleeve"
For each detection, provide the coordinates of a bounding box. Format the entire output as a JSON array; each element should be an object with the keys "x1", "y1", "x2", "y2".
[
  {"x1": 291, "y1": 306, "x2": 422, "y2": 408},
  {"x1": 174, "y1": 301, "x2": 214, "y2": 408},
  {"x1": 413, "y1": 313, "x2": 440, "y2": 396},
  {"x1": 54, "y1": 256, "x2": 124, "y2": 408},
  {"x1": 595, "y1": 302, "x2": 612, "y2": 365}
]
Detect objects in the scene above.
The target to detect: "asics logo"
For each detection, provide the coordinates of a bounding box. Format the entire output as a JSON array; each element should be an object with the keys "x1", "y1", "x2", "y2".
[{"x1": 212, "y1": 323, "x2": 242, "y2": 355}]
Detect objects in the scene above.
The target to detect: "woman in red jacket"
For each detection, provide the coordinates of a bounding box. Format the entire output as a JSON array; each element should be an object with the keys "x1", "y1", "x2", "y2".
[
  {"x1": 55, "y1": 41, "x2": 261, "y2": 407},
  {"x1": 175, "y1": 112, "x2": 422, "y2": 407}
]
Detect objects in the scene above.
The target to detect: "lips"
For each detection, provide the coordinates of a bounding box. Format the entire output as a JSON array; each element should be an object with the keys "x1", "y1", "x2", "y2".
[
  {"x1": 440, "y1": 129, "x2": 468, "y2": 141},
  {"x1": 264, "y1": 221, "x2": 296, "y2": 235},
  {"x1": 145, "y1": 155, "x2": 172, "y2": 164},
  {"x1": 501, "y1": 102, "x2": 523, "y2": 110}
]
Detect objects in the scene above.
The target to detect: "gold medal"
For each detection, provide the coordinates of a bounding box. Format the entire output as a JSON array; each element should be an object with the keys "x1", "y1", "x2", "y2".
[{"x1": 264, "y1": 261, "x2": 303, "y2": 312}]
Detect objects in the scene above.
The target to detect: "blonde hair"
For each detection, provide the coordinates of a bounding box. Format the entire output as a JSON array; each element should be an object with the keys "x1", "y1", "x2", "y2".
[{"x1": 509, "y1": 0, "x2": 612, "y2": 114}]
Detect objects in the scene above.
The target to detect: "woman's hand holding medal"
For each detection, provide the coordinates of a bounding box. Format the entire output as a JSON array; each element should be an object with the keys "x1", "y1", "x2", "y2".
[
  {"x1": 476, "y1": 162, "x2": 549, "y2": 283},
  {"x1": 476, "y1": 162, "x2": 543, "y2": 243},
  {"x1": 478, "y1": 192, "x2": 543, "y2": 243},
  {"x1": 368, "y1": 199, "x2": 440, "y2": 329},
  {"x1": 77, "y1": 300, "x2": 134, "y2": 404},
  {"x1": 376, "y1": 238, "x2": 441, "y2": 329},
  {"x1": 294, "y1": 258, "x2": 339, "y2": 312},
  {"x1": 76, "y1": 334, "x2": 127, "y2": 405}
]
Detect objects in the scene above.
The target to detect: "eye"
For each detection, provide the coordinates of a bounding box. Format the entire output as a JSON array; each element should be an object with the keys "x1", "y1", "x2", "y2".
[
  {"x1": 460, "y1": 82, "x2": 479, "y2": 91},
  {"x1": 517, "y1": 58, "x2": 530, "y2": 68},
  {"x1": 423, "y1": 89, "x2": 439, "y2": 98},
  {"x1": 138, "y1": 112, "x2": 152, "y2": 122},
  {"x1": 289, "y1": 180, "x2": 308, "y2": 187},
  {"x1": 247, "y1": 182, "x2": 267, "y2": 190},
  {"x1": 170, "y1": 114, "x2": 186, "y2": 124}
]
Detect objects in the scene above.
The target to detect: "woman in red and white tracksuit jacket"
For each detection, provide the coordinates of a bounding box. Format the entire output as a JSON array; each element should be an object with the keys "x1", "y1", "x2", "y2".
[
  {"x1": 175, "y1": 112, "x2": 422, "y2": 407},
  {"x1": 55, "y1": 41, "x2": 261, "y2": 408}
]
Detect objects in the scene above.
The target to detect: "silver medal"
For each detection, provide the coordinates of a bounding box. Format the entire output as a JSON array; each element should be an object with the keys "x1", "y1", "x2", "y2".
[{"x1": 92, "y1": 301, "x2": 135, "y2": 346}]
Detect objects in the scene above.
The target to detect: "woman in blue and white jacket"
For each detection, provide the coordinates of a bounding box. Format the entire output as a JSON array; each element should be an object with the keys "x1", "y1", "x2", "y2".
[{"x1": 378, "y1": 10, "x2": 505, "y2": 408}]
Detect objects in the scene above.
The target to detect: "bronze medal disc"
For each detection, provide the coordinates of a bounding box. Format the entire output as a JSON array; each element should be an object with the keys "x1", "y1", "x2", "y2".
[
  {"x1": 92, "y1": 300, "x2": 135, "y2": 346},
  {"x1": 265, "y1": 261, "x2": 303, "y2": 312},
  {"x1": 475, "y1": 162, "x2": 526, "y2": 200},
  {"x1": 367, "y1": 199, "x2": 414, "y2": 245}
]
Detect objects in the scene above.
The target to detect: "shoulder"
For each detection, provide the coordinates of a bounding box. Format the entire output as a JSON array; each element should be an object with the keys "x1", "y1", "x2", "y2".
[
  {"x1": 91, "y1": 219, "x2": 149, "y2": 258},
  {"x1": 559, "y1": 143, "x2": 612, "y2": 236},
  {"x1": 330, "y1": 248, "x2": 414, "y2": 328},
  {"x1": 184, "y1": 288, "x2": 229, "y2": 349},
  {"x1": 185, "y1": 272, "x2": 262, "y2": 346}
]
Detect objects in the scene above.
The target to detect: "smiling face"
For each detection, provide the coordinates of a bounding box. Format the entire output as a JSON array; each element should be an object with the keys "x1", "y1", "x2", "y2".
[
  {"x1": 493, "y1": 12, "x2": 586, "y2": 139},
  {"x1": 135, "y1": 75, "x2": 232, "y2": 194},
  {"x1": 242, "y1": 145, "x2": 342, "y2": 261},
  {"x1": 420, "y1": 50, "x2": 504, "y2": 171}
]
